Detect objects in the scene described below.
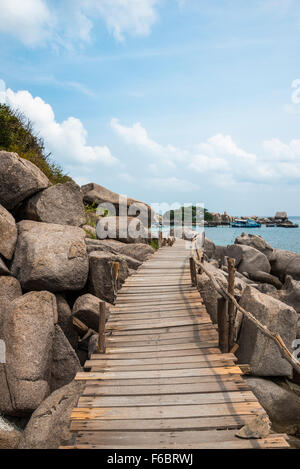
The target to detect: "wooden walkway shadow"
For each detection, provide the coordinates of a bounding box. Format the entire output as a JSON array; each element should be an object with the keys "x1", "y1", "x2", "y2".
[{"x1": 63, "y1": 239, "x2": 289, "y2": 449}]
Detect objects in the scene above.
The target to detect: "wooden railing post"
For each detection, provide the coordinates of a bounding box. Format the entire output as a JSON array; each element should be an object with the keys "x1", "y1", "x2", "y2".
[
  {"x1": 189, "y1": 257, "x2": 197, "y2": 286},
  {"x1": 159, "y1": 230, "x2": 163, "y2": 248},
  {"x1": 98, "y1": 301, "x2": 107, "y2": 354},
  {"x1": 227, "y1": 257, "x2": 236, "y2": 350},
  {"x1": 217, "y1": 297, "x2": 229, "y2": 353}
]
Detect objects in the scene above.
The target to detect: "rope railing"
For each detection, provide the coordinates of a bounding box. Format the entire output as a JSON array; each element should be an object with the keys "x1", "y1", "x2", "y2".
[{"x1": 189, "y1": 237, "x2": 300, "y2": 375}]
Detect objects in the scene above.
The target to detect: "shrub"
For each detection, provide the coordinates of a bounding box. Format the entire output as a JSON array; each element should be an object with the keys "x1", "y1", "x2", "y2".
[{"x1": 0, "y1": 104, "x2": 72, "y2": 185}]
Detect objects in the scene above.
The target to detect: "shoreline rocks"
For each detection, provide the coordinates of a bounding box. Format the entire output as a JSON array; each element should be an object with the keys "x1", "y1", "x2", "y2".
[
  {"x1": 0, "y1": 152, "x2": 158, "y2": 448},
  {"x1": 11, "y1": 221, "x2": 89, "y2": 292},
  {"x1": 0, "y1": 151, "x2": 50, "y2": 210},
  {"x1": 20, "y1": 182, "x2": 86, "y2": 227}
]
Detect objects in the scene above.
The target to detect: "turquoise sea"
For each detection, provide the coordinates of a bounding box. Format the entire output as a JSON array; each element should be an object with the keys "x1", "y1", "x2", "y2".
[
  {"x1": 204, "y1": 216, "x2": 300, "y2": 254},
  {"x1": 153, "y1": 217, "x2": 300, "y2": 254}
]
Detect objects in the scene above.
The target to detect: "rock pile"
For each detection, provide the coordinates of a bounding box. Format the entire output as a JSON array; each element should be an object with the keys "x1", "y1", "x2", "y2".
[
  {"x1": 0, "y1": 151, "x2": 155, "y2": 448},
  {"x1": 199, "y1": 231, "x2": 300, "y2": 436}
]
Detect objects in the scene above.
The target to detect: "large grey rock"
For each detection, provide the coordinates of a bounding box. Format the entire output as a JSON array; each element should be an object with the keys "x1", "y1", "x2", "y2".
[
  {"x1": 56, "y1": 294, "x2": 78, "y2": 349},
  {"x1": 269, "y1": 275, "x2": 300, "y2": 313},
  {"x1": 11, "y1": 221, "x2": 89, "y2": 292},
  {"x1": 88, "y1": 251, "x2": 129, "y2": 304},
  {"x1": 0, "y1": 204, "x2": 17, "y2": 260},
  {"x1": 81, "y1": 182, "x2": 156, "y2": 227},
  {"x1": 50, "y1": 325, "x2": 81, "y2": 392},
  {"x1": 245, "y1": 377, "x2": 300, "y2": 435},
  {"x1": 88, "y1": 334, "x2": 99, "y2": 358},
  {"x1": 226, "y1": 244, "x2": 271, "y2": 275},
  {"x1": 247, "y1": 271, "x2": 283, "y2": 289},
  {"x1": 85, "y1": 241, "x2": 142, "y2": 270},
  {"x1": 0, "y1": 257, "x2": 10, "y2": 276},
  {"x1": 271, "y1": 249, "x2": 300, "y2": 281},
  {"x1": 0, "y1": 276, "x2": 22, "y2": 302},
  {"x1": 0, "y1": 151, "x2": 50, "y2": 210},
  {"x1": 237, "y1": 286, "x2": 298, "y2": 377},
  {"x1": 0, "y1": 276, "x2": 22, "y2": 333},
  {"x1": 22, "y1": 182, "x2": 86, "y2": 227},
  {"x1": 0, "y1": 291, "x2": 57, "y2": 416},
  {"x1": 72, "y1": 293, "x2": 108, "y2": 331},
  {"x1": 235, "y1": 233, "x2": 274, "y2": 260},
  {"x1": 236, "y1": 414, "x2": 271, "y2": 439},
  {"x1": 18, "y1": 380, "x2": 84, "y2": 449},
  {"x1": 87, "y1": 239, "x2": 154, "y2": 263},
  {"x1": 204, "y1": 237, "x2": 216, "y2": 259},
  {"x1": 0, "y1": 416, "x2": 21, "y2": 449},
  {"x1": 96, "y1": 216, "x2": 149, "y2": 243}
]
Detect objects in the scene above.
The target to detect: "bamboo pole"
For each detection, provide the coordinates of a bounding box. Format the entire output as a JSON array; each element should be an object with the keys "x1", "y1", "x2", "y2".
[
  {"x1": 189, "y1": 257, "x2": 197, "y2": 286},
  {"x1": 98, "y1": 301, "x2": 107, "y2": 354},
  {"x1": 193, "y1": 253, "x2": 300, "y2": 375},
  {"x1": 227, "y1": 257, "x2": 236, "y2": 350}
]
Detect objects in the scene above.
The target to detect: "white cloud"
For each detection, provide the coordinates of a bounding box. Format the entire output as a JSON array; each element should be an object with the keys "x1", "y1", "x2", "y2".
[
  {"x1": 0, "y1": 0, "x2": 51, "y2": 46},
  {"x1": 88, "y1": 0, "x2": 160, "y2": 41},
  {"x1": 111, "y1": 117, "x2": 300, "y2": 187},
  {"x1": 0, "y1": 0, "x2": 161, "y2": 47},
  {"x1": 111, "y1": 118, "x2": 186, "y2": 168},
  {"x1": 0, "y1": 80, "x2": 118, "y2": 167},
  {"x1": 146, "y1": 177, "x2": 199, "y2": 192}
]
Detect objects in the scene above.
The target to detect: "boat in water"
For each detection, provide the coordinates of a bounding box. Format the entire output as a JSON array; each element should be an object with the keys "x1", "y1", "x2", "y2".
[{"x1": 230, "y1": 218, "x2": 261, "y2": 228}]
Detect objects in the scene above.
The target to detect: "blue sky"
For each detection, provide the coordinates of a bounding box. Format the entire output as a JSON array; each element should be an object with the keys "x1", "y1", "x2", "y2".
[{"x1": 1, "y1": 0, "x2": 300, "y2": 215}]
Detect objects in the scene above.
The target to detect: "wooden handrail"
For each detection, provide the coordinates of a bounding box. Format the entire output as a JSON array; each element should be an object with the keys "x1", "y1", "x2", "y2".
[
  {"x1": 190, "y1": 239, "x2": 300, "y2": 375},
  {"x1": 98, "y1": 301, "x2": 107, "y2": 354}
]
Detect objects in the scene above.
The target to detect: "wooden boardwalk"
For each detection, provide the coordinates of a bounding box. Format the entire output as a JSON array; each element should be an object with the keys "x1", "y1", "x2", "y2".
[{"x1": 67, "y1": 240, "x2": 289, "y2": 449}]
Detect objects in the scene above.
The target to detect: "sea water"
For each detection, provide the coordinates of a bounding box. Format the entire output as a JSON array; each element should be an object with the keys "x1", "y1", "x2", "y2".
[
  {"x1": 152, "y1": 217, "x2": 300, "y2": 254},
  {"x1": 204, "y1": 216, "x2": 300, "y2": 254}
]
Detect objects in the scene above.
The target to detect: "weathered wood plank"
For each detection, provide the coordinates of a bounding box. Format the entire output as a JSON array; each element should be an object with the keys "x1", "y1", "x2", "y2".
[
  {"x1": 71, "y1": 401, "x2": 264, "y2": 420},
  {"x1": 71, "y1": 435, "x2": 290, "y2": 449},
  {"x1": 82, "y1": 380, "x2": 249, "y2": 396},
  {"x1": 91, "y1": 347, "x2": 221, "y2": 359},
  {"x1": 75, "y1": 365, "x2": 244, "y2": 381},
  {"x1": 78, "y1": 391, "x2": 257, "y2": 408},
  {"x1": 84, "y1": 352, "x2": 236, "y2": 368},
  {"x1": 70, "y1": 414, "x2": 254, "y2": 432}
]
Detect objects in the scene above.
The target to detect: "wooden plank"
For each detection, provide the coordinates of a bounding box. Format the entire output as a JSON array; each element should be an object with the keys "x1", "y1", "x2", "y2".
[
  {"x1": 89, "y1": 360, "x2": 237, "y2": 372},
  {"x1": 70, "y1": 435, "x2": 290, "y2": 449},
  {"x1": 82, "y1": 380, "x2": 249, "y2": 396},
  {"x1": 108, "y1": 310, "x2": 207, "y2": 321},
  {"x1": 85, "y1": 353, "x2": 230, "y2": 367},
  {"x1": 104, "y1": 341, "x2": 218, "y2": 353},
  {"x1": 78, "y1": 391, "x2": 256, "y2": 408},
  {"x1": 70, "y1": 414, "x2": 254, "y2": 432},
  {"x1": 85, "y1": 352, "x2": 236, "y2": 367},
  {"x1": 71, "y1": 401, "x2": 264, "y2": 420},
  {"x1": 91, "y1": 347, "x2": 221, "y2": 359},
  {"x1": 75, "y1": 365, "x2": 244, "y2": 381},
  {"x1": 110, "y1": 324, "x2": 215, "y2": 335},
  {"x1": 107, "y1": 336, "x2": 218, "y2": 348},
  {"x1": 75, "y1": 375, "x2": 245, "y2": 387},
  {"x1": 111, "y1": 305, "x2": 203, "y2": 314},
  {"x1": 75, "y1": 429, "x2": 275, "y2": 447},
  {"x1": 106, "y1": 318, "x2": 212, "y2": 331},
  {"x1": 106, "y1": 326, "x2": 217, "y2": 342}
]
